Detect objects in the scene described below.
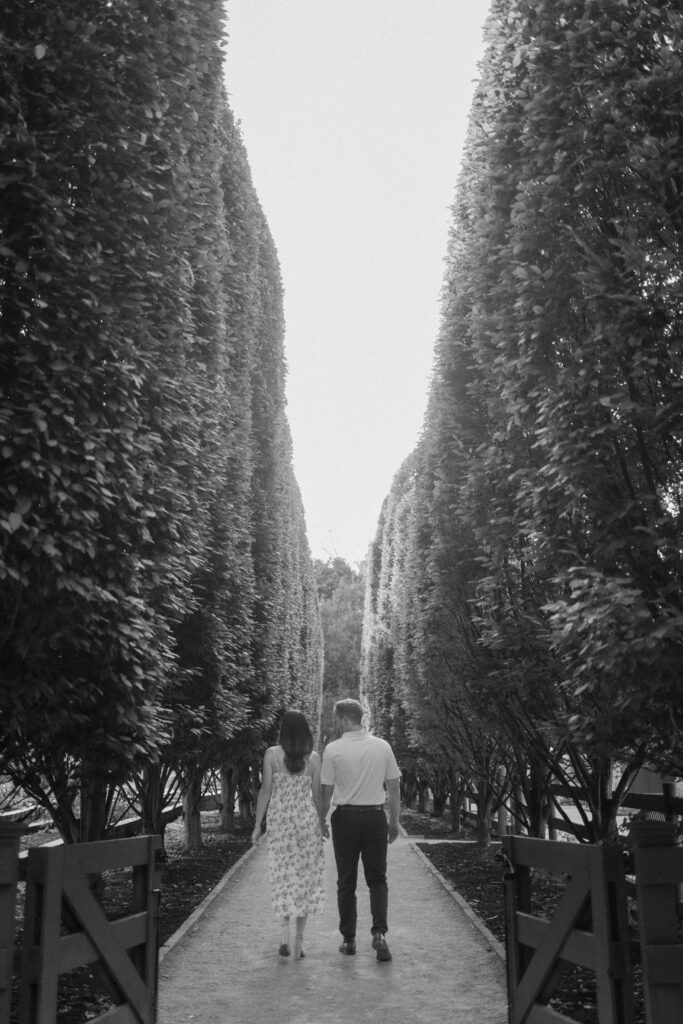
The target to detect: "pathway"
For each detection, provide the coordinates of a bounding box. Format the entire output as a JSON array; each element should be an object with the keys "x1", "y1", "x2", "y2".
[{"x1": 158, "y1": 832, "x2": 509, "y2": 1023}]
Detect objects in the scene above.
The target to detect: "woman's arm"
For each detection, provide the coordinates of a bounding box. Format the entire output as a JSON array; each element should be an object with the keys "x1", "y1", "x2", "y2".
[
  {"x1": 251, "y1": 748, "x2": 275, "y2": 845},
  {"x1": 309, "y1": 751, "x2": 327, "y2": 836}
]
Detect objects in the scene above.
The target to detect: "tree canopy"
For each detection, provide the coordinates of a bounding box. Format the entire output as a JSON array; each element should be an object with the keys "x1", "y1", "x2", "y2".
[
  {"x1": 0, "y1": 0, "x2": 322, "y2": 842},
  {"x1": 361, "y1": 0, "x2": 683, "y2": 842},
  {"x1": 314, "y1": 557, "x2": 363, "y2": 743}
]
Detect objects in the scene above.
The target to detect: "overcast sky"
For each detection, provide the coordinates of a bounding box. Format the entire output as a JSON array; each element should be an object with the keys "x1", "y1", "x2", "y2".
[{"x1": 224, "y1": 1, "x2": 491, "y2": 566}]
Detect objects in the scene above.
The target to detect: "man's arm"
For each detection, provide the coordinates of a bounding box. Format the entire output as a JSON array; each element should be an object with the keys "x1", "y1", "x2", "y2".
[
  {"x1": 385, "y1": 777, "x2": 401, "y2": 843},
  {"x1": 321, "y1": 783, "x2": 335, "y2": 825},
  {"x1": 310, "y1": 751, "x2": 323, "y2": 820}
]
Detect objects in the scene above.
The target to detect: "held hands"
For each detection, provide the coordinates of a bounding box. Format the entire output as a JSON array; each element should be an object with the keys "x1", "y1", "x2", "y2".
[{"x1": 320, "y1": 820, "x2": 330, "y2": 840}]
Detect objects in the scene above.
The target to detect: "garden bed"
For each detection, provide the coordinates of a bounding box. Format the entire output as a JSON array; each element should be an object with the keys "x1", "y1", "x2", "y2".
[
  {"x1": 11, "y1": 808, "x2": 646, "y2": 1023},
  {"x1": 401, "y1": 808, "x2": 644, "y2": 1024},
  {"x1": 11, "y1": 813, "x2": 250, "y2": 1023}
]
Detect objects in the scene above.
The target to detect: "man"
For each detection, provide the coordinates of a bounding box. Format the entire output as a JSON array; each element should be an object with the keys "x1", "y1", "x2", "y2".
[{"x1": 320, "y1": 698, "x2": 401, "y2": 962}]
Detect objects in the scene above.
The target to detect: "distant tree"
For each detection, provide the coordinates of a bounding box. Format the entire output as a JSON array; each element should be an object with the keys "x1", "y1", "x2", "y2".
[
  {"x1": 314, "y1": 558, "x2": 363, "y2": 743},
  {"x1": 314, "y1": 557, "x2": 358, "y2": 601}
]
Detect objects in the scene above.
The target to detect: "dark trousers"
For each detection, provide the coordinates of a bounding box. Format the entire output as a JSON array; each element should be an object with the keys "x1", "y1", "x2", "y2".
[{"x1": 331, "y1": 807, "x2": 389, "y2": 940}]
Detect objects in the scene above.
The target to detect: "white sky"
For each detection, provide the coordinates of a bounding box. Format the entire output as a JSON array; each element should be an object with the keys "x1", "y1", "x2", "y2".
[{"x1": 224, "y1": 1, "x2": 491, "y2": 567}]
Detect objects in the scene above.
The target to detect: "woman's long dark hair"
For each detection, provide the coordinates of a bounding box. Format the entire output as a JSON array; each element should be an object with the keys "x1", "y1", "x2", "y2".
[{"x1": 278, "y1": 709, "x2": 314, "y2": 774}]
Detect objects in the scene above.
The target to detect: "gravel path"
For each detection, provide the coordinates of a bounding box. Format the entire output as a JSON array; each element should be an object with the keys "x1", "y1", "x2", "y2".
[{"x1": 158, "y1": 832, "x2": 508, "y2": 1023}]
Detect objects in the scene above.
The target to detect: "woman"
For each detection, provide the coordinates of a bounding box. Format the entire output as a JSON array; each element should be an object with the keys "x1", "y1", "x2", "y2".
[{"x1": 251, "y1": 709, "x2": 326, "y2": 959}]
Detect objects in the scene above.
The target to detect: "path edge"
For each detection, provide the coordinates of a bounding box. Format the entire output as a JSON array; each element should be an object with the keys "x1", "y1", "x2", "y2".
[
  {"x1": 159, "y1": 831, "x2": 507, "y2": 966},
  {"x1": 400, "y1": 829, "x2": 506, "y2": 962},
  {"x1": 159, "y1": 843, "x2": 259, "y2": 962}
]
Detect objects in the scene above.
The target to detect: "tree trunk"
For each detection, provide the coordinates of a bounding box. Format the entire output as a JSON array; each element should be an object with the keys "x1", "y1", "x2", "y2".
[
  {"x1": 447, "y1": 767, "x2": 467, "y2": 833},
  {"x1": 476, "y1": 782, "x2": 495, "y2": 848},
  {"x1": 183, "y1": 769, "x2": 203, "y2": 850},
  {"x1": 526, "y1": 760, "x2": 551, "y2": 839},
  {"x1": 79, "y1": 770, "x2": 112, "y2": 901},
  {"x1": 220, "y1": 767, "x2": 236, "y2": 832},
  {"x1": 512, "y1": 785, "x2": 527, "y2": 835},
  {"x1": 401, "y1": 771, "x2": 418, "y2": 810},
  {"x1": 432, "y1": 772, "x2": 450, "y2": 818},
  {"x1": 46, "y1": 778, "x2": 80, "y2": 845},
  {"x1": 237, "y1": 764, "x2": 254, "y2": 820},
  {"x1": 581, "y1": 757, "x2": 619, "y2": 843},
  {"x1": 80, "y1": 772, "x2": 108, "y2": 843},
  {"x1": 140, "y1": 762, "x2": 164, "y2": 839}
]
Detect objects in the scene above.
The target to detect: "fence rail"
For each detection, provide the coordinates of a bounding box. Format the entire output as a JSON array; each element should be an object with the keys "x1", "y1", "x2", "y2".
[
  {"x1": 503, "y1": 835, "x2": 634, "y2": 1024},
  {"x1": 7, "y1": 793, "x2": 222, "y2": 845},
  {"x1": 503, "y1": 820, "x2": 683, "y2": 1024},
  {"x1": 545, "y1": 782, "x2": 683, "y2": 842},
  {"x1": 18, "y1": 835, "x2": 161, "y2": 1024},
  {"x1": 3, "y1": 793, "x2": 228, "y2": 1021}
]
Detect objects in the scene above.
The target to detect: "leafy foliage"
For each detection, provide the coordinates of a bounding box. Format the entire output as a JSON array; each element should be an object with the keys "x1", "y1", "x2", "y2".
[
  {"x1": 361, "y1": 0, "x2": 683, "y2": 841},
  {"x1": 0, "y1": 0, "x2": 322, "y2": 842},
  {"x1": 314, "y1": 557, "x2": 363, "y2": 743}
]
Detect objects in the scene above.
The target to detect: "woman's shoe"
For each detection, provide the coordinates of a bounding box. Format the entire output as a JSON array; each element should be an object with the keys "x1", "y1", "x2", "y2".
[
  {"x1": 279, "y1": 918, "x2": 291, "y2": 956},
  {"x1": 293, "y1": 937, "x2": 305, "y2": 959}
]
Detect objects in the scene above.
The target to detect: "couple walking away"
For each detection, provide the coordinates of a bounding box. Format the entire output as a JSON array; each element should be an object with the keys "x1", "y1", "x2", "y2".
[{"x1": 251, "y1": 698, "x2": 401, "y2": 961}]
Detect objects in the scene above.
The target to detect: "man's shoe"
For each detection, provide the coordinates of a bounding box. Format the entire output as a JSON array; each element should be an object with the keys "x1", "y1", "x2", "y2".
[
  {"x1": 372, "y1": 932, "x2": 392, "y2": 961},
  {"x1": 339, "y1": 940, "x2": 356, "y2": 955}
]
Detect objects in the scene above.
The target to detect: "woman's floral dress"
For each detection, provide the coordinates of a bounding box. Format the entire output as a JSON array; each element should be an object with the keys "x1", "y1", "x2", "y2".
[{"x1": 266, "y1": 753, "x2": 325, "y2": 918}]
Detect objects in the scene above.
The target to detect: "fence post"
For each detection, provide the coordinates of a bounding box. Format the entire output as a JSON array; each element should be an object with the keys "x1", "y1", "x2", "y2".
[
  {"x1": 632, "y1": 820, "x2": 683, "y2": 1024},
  {"x1": 0, "y1": 824, "x2": 24, "y2": 1023},
  {"x1": 661, "y1": 782, "x2": 683, "y2": 915},
  {"x1": 132, "y1": 835, "x2": 162, "y2": 1023},
  {"x1": 502, "y1": 835, "x2": 531, "y2": 1024},
  {"x1": 588, "y1": 844, "x2": 635, "y2": 1024},
  {"x1": 19, "y1": 844, "x2": 65, "y2": 1024}
]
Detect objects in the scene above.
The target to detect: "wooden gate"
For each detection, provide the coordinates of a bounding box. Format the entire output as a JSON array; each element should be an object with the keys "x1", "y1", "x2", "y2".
[
  {"x1": 631, "y1": 821, "x2": 683, "y2": 1024},
  {"x1": 503, "y1": 835, "x2": 634, "y2": 1024},
  {"x1": 18, "y1": 834, "x2": 161, "y2": 1024},
  {"x1": 1, "y1": 824, "x2": 24, "y2": 1022}
]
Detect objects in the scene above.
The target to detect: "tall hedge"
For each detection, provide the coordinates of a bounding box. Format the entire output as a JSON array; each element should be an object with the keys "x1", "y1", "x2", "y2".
[
  {"x1": 362, "y1": 0, "x2": 683, "y2": 839},
  {"x1": 0, "y1": 0, "x2": 322, "y2": 840}
]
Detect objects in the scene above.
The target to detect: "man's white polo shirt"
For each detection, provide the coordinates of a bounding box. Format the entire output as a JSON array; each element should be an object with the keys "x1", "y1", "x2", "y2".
[{"x1": 321, "y1": 730, "x2": 401, "y2": 806}]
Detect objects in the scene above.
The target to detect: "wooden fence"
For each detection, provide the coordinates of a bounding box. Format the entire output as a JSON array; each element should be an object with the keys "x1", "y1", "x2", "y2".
[
  {"x1": 630, "y1": 822, "x2": 683, "y2": 1024},
  {"x1": 546, "y1": 782, "x2": 683, "y2": 843},
  {"x1": 5, "y1": 834, "x2": 161, "y2": 1024},
  {"x1": 1, "y1": 824, "x2": 24, "y2": 1023},
  {"x1": 0, "y1": 794, "x2": 222, "y2": 842},
  {"x1": 458, "y1": 775, "x2": 683, "y2": 1023},
  {"x1": 458, "y1": 778, "x2": 683, "y2": 843},
  {"x1": 503, "y1": 835, "x2": 634, "y2": 1024},
  {"x1": 0, "y1": 801, "x2": 185, "y2": 841},
  {"x1": 503, "y1": 820, "x2": 683, "y2": 1024},
  {"x1": 2, "y1": 792, "x2": 226, "y2": 1023}
]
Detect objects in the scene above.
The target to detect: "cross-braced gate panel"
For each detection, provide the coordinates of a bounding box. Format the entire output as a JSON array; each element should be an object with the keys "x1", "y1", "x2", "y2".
[
  {"x1": 18, "y1": 834, "x2": 161, "y2": 1024},
  {"x1": 503, "y1": 836, "x2": 634, "y2": 1024}
]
